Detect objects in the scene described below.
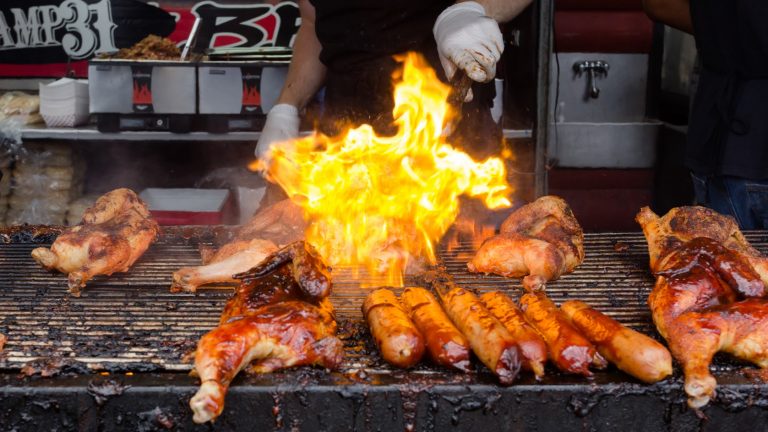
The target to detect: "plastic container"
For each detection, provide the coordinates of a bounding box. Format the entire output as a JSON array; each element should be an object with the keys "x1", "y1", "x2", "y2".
[{"x1": 139, "y1": 188, "x2": 231, "y2": 225}]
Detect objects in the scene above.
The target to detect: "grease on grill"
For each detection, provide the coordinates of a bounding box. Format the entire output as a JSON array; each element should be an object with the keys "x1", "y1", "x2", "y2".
[{"x1": 87, "y1": 377, "x2": 131, "y2": 405}]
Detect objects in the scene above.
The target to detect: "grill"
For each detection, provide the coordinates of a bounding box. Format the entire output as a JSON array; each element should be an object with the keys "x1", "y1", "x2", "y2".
[{"x1": 1, "y1": 228, "x2": 768, "y2": 431}]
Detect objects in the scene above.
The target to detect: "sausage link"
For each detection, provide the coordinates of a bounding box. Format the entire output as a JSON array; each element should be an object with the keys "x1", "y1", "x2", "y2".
[
  {"x1": 481, "y1": 291, "x2": 548, "y2": 378},
  {"x1": 561, "y1": 300, "x2": 673, "y2": 383},
  {"x1": 519, "y1": 291, "x2": 602, "y2": 376},
  {"x1": 401, "y1": 287, "x2": 471, "y2": 372},
  {"x1": 363, "y1": 288, "x2": 425, "y2": 368},
  {"x1": 441, "y1": 287, "x2": 521, "y2": 384}
]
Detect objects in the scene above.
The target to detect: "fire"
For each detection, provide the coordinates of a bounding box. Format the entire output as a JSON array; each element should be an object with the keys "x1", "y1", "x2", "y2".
[{"x1": 254, "y1": 53, "x2": 512, "y2": 285}]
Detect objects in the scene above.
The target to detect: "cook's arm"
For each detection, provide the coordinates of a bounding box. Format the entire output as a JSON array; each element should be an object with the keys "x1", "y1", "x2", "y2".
[
  {"x1": 276, "y1": 0, "x2": 327, "y2": 109},
  {"x1": 642, "y1": 0, "x2": 693, "y2": 34},
  {"x1": 468, "y1": 0, "x2": 533, "y2": 23},
  {"x1": 256, "y1": 0, "x2": 326, "y2": 160}
]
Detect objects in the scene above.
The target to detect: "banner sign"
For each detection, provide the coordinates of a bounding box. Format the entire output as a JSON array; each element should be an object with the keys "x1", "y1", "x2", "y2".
[{"x1": 0, "y1": 0, "x2": 298, "y2": 77}]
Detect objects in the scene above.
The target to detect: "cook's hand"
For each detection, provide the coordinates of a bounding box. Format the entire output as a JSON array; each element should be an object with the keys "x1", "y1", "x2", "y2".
[
  {"x1": 434, "y1": 1, "x2": 504, "y2": 92},
  {"x1": 255, "y1": 104, "x2": 300, "y2": 166}
]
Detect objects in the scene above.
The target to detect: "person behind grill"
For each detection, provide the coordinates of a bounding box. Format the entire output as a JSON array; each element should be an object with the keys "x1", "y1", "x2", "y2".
[
  {"x1": 254, "y1": 0, "x2": 532, "y2": 204},
  {"x1": 643, "y1": 0, "x2": 768, "y2": 229}
]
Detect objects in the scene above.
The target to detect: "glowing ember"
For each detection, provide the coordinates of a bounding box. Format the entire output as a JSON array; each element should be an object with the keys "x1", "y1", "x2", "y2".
[{"x1": 252, "y1": 52, "x2": 512, "y2": 285}]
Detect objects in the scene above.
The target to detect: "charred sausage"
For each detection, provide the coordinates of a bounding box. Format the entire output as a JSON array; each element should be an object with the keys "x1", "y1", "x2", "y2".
[
  {"x1": 519, "y1": 291, "x2": 605, "y2": 376},
  {"x1": 481, "y1": 291, "x2": 548, "y2": 378},
  {"x1": 363, "y1": 288, "x2": 425, "y2": 368},
  {"x1": 401, "y1": 287, "x2": 471, "y2": 372},
  {"x1": 561, "y1": 300, "x2": 672, "y2": 383},
  {"x1": 441, "y1": 287, "x2": 521, "y2": 384}
]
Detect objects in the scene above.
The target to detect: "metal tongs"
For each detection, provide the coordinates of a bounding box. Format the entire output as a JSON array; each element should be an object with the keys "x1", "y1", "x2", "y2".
[
  {"x1": 180, "y1": 18, "x2": 201, "y2": 61},
  {"x1": 443, "y1": 70, "x2": 473, "y2": 138}
]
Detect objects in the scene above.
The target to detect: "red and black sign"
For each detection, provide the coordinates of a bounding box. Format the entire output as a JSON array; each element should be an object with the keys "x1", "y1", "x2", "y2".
[{"x1": 0, "y1": 0, "x2": 298, "y2": 78}]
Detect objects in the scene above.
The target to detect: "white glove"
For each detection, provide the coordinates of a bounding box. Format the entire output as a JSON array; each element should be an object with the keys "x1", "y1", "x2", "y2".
[
  {"x1": 434, "y1": 2, "x2": 504, "y2": 85},
  {"x1": 255, "y1": 103, "x2": 300, "y2": 165}
]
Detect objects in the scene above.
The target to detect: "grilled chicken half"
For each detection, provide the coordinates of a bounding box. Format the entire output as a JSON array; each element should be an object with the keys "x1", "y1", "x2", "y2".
[
  {"x1": 31, "y1": 188, "x2": 159, "y2": 296},
  {"x1": 190, "y1": 241, "x2": 342, "y2": 424},
  {"x1": 171, "y1": 199, "x2": 305, "y2": 292},
  {"x1": 469, "y1": 195, "x2": 584, "y2": 290},
  {"x1": 637, "y1": 206, "x2": 768, "y2": 408}
]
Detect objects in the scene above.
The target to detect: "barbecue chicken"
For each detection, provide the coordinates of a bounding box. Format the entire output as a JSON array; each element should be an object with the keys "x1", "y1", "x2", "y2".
[
  {"x1": 468, "y1": 195, "x2": 585, "y2": 290},
  {"x1": 637, "y1": 206, "x2": 768, "y2": 408},
  {"x1": 31, "y1": 188, "x2": 159, "y2": 296},
  {"x1": 189, "y1": 241, "x2": 342, "y2": 424},
  {"x1": 171, "y1": 199, "x2": 305, "y2": 292}
]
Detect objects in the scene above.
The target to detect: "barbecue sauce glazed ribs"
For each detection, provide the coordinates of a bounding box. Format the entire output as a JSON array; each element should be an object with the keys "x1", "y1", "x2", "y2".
[
  {"x1": 469, "y1": 195, "x2": 584, "y2": 290},
  {"x1": 31, "y1": 188, "x2": 159, "y2": 296},
  {"x1": 189, "y1": 241, "x2": 342, "y2": 424},
  {"x1": 637, "y1": 206, "x2": 768, "y2": 408}
]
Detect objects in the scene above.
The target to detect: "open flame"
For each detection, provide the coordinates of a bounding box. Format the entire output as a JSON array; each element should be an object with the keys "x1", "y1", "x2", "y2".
[{"x1": 253, "y1": 52, "x2": 512, "y2": 285}]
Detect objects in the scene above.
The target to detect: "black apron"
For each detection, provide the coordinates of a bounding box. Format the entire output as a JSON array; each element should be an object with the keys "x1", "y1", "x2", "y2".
[
  {"x1": 310, "y1": 0, "x2": 502, "y2": 160},
  {"x1": 687, "y1": 0, "x2": 768, "y2": 180}
]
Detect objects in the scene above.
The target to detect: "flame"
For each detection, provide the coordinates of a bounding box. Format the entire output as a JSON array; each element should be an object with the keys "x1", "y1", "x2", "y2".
[{"x1": 253, "y1": 53, "x2": 512, "y2": 285}]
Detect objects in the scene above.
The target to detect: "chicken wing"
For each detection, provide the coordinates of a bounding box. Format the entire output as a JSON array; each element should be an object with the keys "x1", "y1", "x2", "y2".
[
  {"x1": 637, "y1": 207, "x2": 768, "y2": 407},
  {"x1": 171, "y1": 199, "x2": 304, "y2": 292},
  {"x1": 31, "y1": 188, "x2": 159, "y2": 296},
  {"x1": 189, "y1": 240, "x2": 341, "y2": 424},
  {"x1": 469, "y1": 195, "x2": 584, "y2": 290}
]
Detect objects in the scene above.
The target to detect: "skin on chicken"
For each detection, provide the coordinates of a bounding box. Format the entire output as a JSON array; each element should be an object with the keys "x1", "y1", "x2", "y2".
[
  {"x1": 636, "y1": 206, "x2": 760, "y2": 274},
  {"x1": 189, "y1": 240, "x2": 341, "y2": 424},
  {"x1": 637, "y1": 207, "x2": 768, "y2": 407},
  {"x1": 190, "y1": 301, "x2": 342, "y2": 424},
  {"x1": 221, "y1": 242, "x2": 334, "y2": 324},
  {"x1": 468, "y1": 195, "x2": 584, "y2": 290},
  {"x1": 0, "y1": 333, "x2": 6, "y2": 352},
  {"x1": 170, "y1": 200, "x2": 305, "y2": 292},
  {"x1": 31, "y1": 189, "x2": 159, "y2": 296}
]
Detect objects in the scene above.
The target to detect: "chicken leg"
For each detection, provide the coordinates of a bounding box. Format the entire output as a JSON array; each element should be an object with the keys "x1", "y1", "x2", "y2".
[
  {"x1": 31, "y1": 188, "x2": 159, "y2": 296},
  {"x1": 469, "y1": 195, "x2": 584, "y2": 290},
  {"x1": 190, "y1": 301, "x2": 342, "y2": 423},
  {"x1": 638, "y1": 207, "x2": 768, "y2": 407},
  {"x1": 170, "y1": 200, "x2": 304, "y2": 292}
]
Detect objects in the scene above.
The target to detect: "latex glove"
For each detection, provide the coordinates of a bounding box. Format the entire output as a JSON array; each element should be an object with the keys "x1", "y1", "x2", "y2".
[
  {"x1": 255, "y1": 103, "x2": 300, "y2": 166},
  {"x1": 434, "y1": 2, "x2": 504, "y2": 90}
]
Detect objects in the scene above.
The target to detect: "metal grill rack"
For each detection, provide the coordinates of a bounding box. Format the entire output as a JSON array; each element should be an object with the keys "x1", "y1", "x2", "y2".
[{"x1": 3, "y1": 230, "x2": 768, "y2": 374}]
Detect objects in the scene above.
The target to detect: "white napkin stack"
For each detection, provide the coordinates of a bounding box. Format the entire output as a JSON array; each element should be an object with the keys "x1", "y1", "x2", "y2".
[{"x1": 39, "y1": 78, "x2": 90, "y2": 128}]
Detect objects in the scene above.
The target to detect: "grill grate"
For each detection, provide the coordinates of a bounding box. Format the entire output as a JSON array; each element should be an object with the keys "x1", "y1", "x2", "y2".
[{"x1": 2, "y1": 230, "x2": 768, "y2": 374}]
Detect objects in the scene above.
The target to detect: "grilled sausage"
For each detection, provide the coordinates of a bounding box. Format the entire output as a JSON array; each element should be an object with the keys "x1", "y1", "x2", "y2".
[
  {"x1": 481, "y1": 291, "x2": 548, "y2": 378},
  {"x1": 401, "y1": 287, "x2": 471, "y2": 372},
  {"x1": 363, "y1": 288, "x2": 425, "y2": 368},
  {"x1": 441, "y1": 287, "x2": 521, "y2": 384},
  {"x1": 561, "y1": 300, "x2": 672, "y2": 383},
  {"x1": 520, "y1": 291, "x2": 605, "y2": 376}
]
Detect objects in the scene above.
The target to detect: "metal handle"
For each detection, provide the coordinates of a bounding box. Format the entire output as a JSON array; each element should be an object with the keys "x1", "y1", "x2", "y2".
[{"x1": 573, "y1": 60, "x2": 609, "y2": 100}]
